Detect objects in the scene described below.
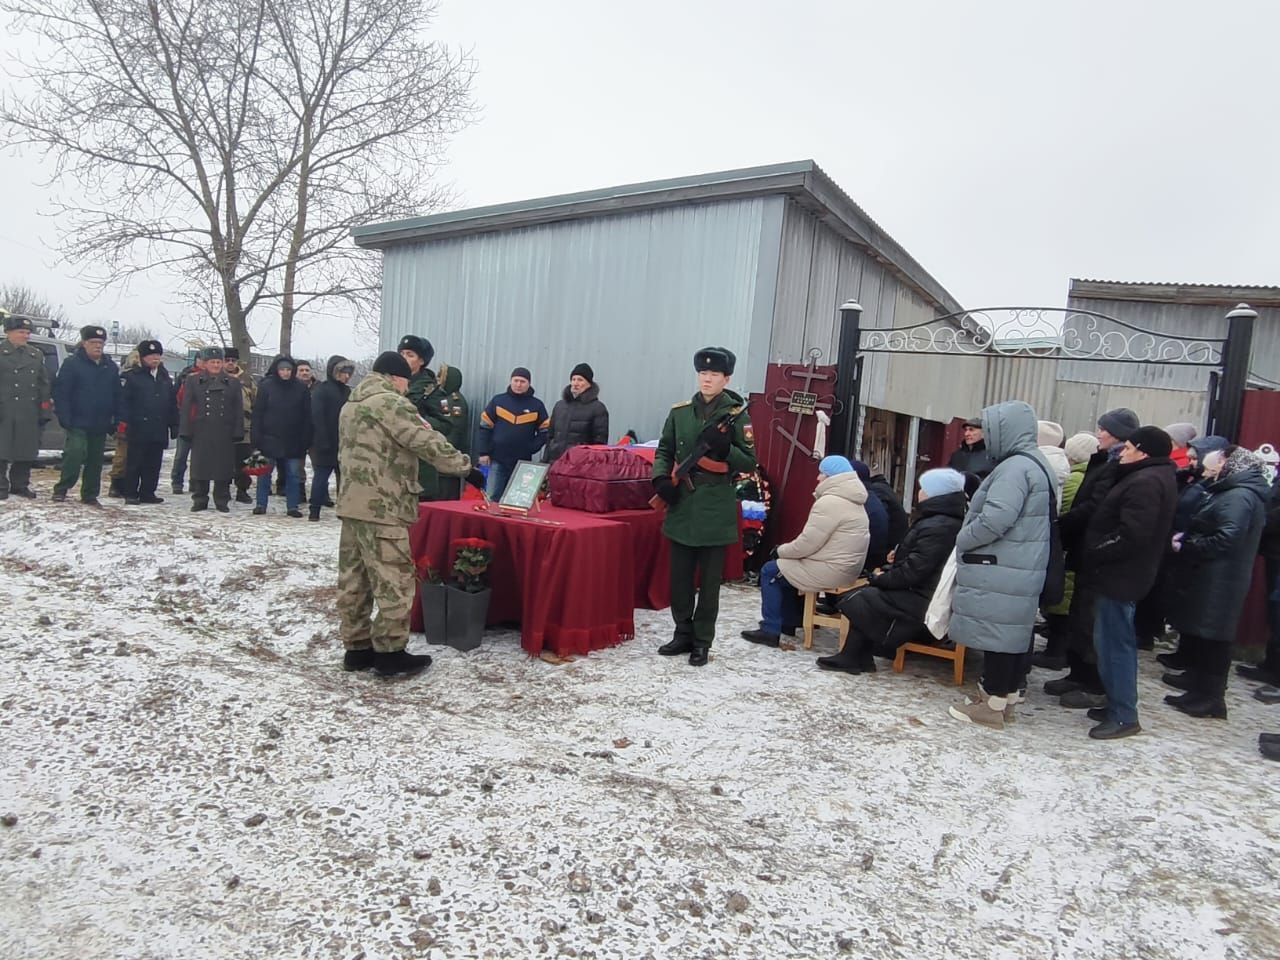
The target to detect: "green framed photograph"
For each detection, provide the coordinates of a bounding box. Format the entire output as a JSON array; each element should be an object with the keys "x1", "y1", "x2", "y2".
[{"x1": 498, "y1": 460, "x2": 550, "y2": 513}]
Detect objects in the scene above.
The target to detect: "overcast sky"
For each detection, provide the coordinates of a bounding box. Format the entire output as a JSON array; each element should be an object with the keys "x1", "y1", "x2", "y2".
[{"x1": 2, "y1": 0, "x2": 1277, "y2": 360}]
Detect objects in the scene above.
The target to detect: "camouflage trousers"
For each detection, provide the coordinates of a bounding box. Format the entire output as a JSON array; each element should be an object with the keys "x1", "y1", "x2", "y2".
[{"x1": 337, "y1": 518, "x2": 415, "y2": 653}]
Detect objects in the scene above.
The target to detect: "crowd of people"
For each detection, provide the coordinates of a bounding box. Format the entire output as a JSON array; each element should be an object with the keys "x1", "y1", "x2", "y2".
[
  {"x1": 739, "y1": 401, "x2": 1280, "y2": 755},
  {"x1": 4, "y1": 318, "x2": 1279, "y2": 755}
]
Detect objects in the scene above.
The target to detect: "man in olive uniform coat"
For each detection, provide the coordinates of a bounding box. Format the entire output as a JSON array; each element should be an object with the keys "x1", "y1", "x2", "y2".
[
  {"x1": 336, "y1": 351, "x2": 484, "y2": 678},
  {"x1": 652, "y1": 347, "x2": 757, "y2": 666},
  {"x1": 425, "y1": 362, "x2": 470, "y2": 500},
  {"x1": 0, "y1": 313, "x2": 51, "y2": 499},
  {"x1": 398, "y1": 334, "x2": 453, "y2": 500},
  {"x1": 179, "y1": 347, "x2": 244, "y2": 512}
]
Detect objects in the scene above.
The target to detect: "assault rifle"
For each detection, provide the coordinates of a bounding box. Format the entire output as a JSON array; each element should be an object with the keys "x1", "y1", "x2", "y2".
[{"x1": 649, "y1": 402, "x2": 750, "y2": 512}]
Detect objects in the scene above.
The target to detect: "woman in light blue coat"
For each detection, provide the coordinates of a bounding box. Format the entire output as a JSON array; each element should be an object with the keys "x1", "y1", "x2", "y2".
[{"x1": 947, "y1": 400, "x2": 1053, "y2": 730}]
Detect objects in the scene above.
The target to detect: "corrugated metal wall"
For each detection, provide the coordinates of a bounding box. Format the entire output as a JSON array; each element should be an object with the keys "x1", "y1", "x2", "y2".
[
  {"x1": 769, "y1": 202, "x2": 984, "y2": 423},
  {"x1": 1053, "y1": 296, "x2": 1280, "y2": 431},
  {"x1": 379, "y1": 197, "x2": 780, "y2": 442},
  {"x1": 984, "y1": 355, "x2": 1059, "y2": 422}
]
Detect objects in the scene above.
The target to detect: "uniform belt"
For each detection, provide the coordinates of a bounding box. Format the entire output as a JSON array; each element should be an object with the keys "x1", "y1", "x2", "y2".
[{"x1": 694, "y1": 457, "x2": 729, "y2": 474}]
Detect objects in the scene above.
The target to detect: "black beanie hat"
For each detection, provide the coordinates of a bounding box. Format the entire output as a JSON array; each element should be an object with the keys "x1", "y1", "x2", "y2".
[
  {"x1": 511, "y1": 366, "x2": 532, "y2": 381},
  {"x1": 1097, "y1": 407, "x2": 1140, "y2": 441},
  {"x1": 373, "y1": 351, "x2": 412, "y2": 379},
  {"x1": 1129, "y1": 425, "x2": 1173, "y2": 459},
  {"x1": 223, "y1": 347, "x2": 240, "y2": 361},
  {"x1": 397, "y1": 334, "x2": 434, "y2": 367},
  {"x1": 570, "y1": 362, "x2": 594, "y2": 383},
  {"x1": 137, "y1": 339, "x2": 164, "y2": 359}
]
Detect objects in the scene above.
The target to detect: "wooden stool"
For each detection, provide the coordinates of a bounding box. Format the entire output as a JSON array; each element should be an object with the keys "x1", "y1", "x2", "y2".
[
  {"x1": 893, "y1": 639, "x2": 967, "y2": 686},
  {"x1": 799, "y1": 582, "x2": 864, "y2": 650}
]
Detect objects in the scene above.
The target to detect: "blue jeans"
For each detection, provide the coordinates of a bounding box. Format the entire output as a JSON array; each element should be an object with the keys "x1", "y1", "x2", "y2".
[
  {"x1": 485, "y1": 461, "x2": 512, "y2": 500},
  {"x1": 759, "y1": 560, "x2": 802, "y2": 634},
  {"x1": 1093, "y1": 595, "x2": 1139, "y2": 726},
  {"x1": 309, "y1": 464, "x2": 339, "y2": 512},
  {"x1": 257, "y1": 457, "x2": 303, "y2": 511}
]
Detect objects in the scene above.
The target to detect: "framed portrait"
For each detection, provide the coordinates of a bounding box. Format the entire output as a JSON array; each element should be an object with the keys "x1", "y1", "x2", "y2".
[{"x1": 498, "y1": 460, "x2": 550, "y2": 514}]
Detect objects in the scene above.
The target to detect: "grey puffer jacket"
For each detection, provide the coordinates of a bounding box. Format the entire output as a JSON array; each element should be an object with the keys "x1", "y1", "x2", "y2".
[{"x1": 948, "y1": 401, "x2": 1053, "y2": 654}]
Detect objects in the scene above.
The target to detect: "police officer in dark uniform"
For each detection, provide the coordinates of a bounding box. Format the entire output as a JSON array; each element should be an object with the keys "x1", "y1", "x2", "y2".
[
  {"x1": 652, "y1": 347, "x2": 756, "y2": 666},
  {"x1": 0, "y1": 313, "x2": 51, "y2": 499}
]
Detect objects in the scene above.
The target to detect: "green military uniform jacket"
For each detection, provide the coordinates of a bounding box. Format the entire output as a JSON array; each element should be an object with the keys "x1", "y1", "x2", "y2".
[
  {"x1": 0, "y1": 340, "x2": 52, "y2": 462},
  {"x1": 653, "y1": 388, "x2": 756, "y2": 547},
  {"x1": 337, "y1": 373, "x2": 472, "y2": 526},
  {"x1": 407, "y1": 367, "x2": 453, "y2": 499}
]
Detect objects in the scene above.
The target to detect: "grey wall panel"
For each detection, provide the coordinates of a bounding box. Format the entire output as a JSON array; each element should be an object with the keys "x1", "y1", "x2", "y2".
[
  {"x1": 769, "y1": 202, "x2": 817, "y2": 361},
  {"x1": 379, "y1": 197, "x2": 770, "y2": 442},
  {"x1": 880, "y1": 284, "x2": 987, "y2": 423},
  {"x1": 985, "y1": 355, "x2": 1060, "y2": 422},
  {"x1": 1053, "y1": 381, "x2": 1210, "y2": 436}
]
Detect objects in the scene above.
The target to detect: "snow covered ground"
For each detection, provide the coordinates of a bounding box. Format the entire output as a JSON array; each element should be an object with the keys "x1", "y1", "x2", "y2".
[{"x1": 2, "y1": 463, "x2": 1279, "y2": 960}]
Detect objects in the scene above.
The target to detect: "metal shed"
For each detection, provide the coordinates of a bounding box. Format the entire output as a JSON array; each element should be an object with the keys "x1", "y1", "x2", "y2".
[{"x1": 353, "y1": 161, "x2": 969, "y2": 443}]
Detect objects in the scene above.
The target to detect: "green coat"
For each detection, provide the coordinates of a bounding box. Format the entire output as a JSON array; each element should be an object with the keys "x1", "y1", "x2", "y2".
[
  {"x1": 653, "y1": 388, "x2": 756, "y2": 547},
  {"x1": 406, "y1": 367, "x2": 453, "y2": 499},
  {"x1": 0, "y1": 340, "x2": 51, "y2": 462}
]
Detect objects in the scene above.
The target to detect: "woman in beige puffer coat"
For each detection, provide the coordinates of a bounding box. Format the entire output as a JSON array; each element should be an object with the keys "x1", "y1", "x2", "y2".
[{"x1": 741, "y1": 456, "x2": 871, "y2": 646}]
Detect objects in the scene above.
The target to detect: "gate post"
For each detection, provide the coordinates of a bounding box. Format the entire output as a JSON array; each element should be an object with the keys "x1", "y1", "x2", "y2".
[
  {"x1": 830, "y1": 300, "x2": 863, "y2": 456},
  {"x1": 1212, "y1": 303, "x2": 1257, "y2": 441}
]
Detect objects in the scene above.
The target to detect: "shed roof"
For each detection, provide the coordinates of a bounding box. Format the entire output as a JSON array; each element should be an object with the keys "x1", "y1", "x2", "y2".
[
  {"x1": 1070, "y1": 278, "x2": 1280, "y2": 307},
  {"x1": 353, "y1": 160, "x2": 963, "y2": 314}
]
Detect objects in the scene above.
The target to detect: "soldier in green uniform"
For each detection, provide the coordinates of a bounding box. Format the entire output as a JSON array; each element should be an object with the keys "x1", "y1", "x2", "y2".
[
  {"x1": 652, "y1": 347, "x2": 756, "y2": 666},
  {"x1": 398, "y1": 334, "x2": 453, "y2": 500},
  {"x1": 0, "y1": 313, "x2": 52, "y2": 500},
  {"x1": 336, "y1": 351, "x2": 485, "y2": 678},
  {"x1": 425, "y1": 362, "x2": 470, "y2": 500}
]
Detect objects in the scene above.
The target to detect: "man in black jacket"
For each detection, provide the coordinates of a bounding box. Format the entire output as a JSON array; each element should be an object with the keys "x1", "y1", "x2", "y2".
[
  {"x1": 1048, "y1": 406, "x2": 1140, "y2": 703},
  {"x1": 251, "y1": 355, "x2": 313, "y2": 517},
  {"x1": 947, "y1": 418, "x2": 997, "y2": 479},
  {"x1": 118, "y1": 340, "x2": 177, "y2": 505},
  {"x1": 544, "y1": 363, "x2": 609, "y2": 463},
  {"x1": 51, "y1": 325, "x2": 120, "y2": 506},
  {"x1": 1079, "y1": 426, "x2": 1177, "y2": 739},
  {"x1": 308, "y1": 355, "x2": 353, "y2": 520}
]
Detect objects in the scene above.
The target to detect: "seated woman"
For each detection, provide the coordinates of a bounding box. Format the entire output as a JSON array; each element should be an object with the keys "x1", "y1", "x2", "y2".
[
  {"x1": 740, "y1": 456, "x2": 870, "y2": 648},
  {"x1": 817, "y1": 468, "x2": 968, "y2": 675}
]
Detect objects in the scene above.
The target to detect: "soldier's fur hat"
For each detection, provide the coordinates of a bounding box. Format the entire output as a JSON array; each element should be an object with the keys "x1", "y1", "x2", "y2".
[
  {"x1": 80, "y1": 325, "x2": 108, "y2": 342},
  {"x1": 223, "y1": 347, "x2": 240, "y2": 361},
  {"x1": 200, "y1": 346, "x2": 224, "y2": 361},
  {"x1": 3, "y1": 314, "x2": 33, "y2": 332},
  {"x1": 397, "y1": 335, "x2": 434, "y2": 366},
  {"x1": 694, "y1": 347, "x2": 735, "y2": 376},
  {"x1": 137, "y1": 340, "x2": 164, "y2": 358}
]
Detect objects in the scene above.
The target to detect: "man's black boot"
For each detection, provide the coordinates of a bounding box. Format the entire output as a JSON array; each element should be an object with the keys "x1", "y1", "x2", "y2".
[
  {"x1": 688, "y1": 646, "x2": 709, "y2": 667},
  {"x1": 658, "y1": 634, "x2": 694, "y2": 656},
  {"x1": 374, "y1": 649, "x2": 432, "y2": 677},
  {"x1": 740, "y1": 629, "x2": 780, "y2": 647},
  {"x1": 343, "y1": 648, "x2": 376, "y2": 672}
]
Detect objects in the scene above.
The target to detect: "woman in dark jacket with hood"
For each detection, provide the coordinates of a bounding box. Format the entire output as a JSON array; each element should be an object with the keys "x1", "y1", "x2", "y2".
[
  {"x1": 1164, "y1": 445, "x2": 1270, "y2": 718},
  {"x1": 818, "y1": 468, "x2": 968, "y2": 675},
  {"x1": 308, "y1": 355, "x2": 353, "y2": 520},
  {"x1": 544, "y1": 363, "x2": 609, "y2": 463},
  {"x1": 251, "y1": 355, "x2": 313, "y2": 517}
]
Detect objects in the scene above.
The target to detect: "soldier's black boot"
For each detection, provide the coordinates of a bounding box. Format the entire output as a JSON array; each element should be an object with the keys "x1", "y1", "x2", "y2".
[
  {"x1": 688, "y1": 646, "x2": 710, "y2": 667},
  {"x1": 374, "y1": 649, "x2": 432, "y2": 678},
  {"x1": 342, "y1": 648, "x2": 375, "y2": 672},
  {"x1": 658, "y1": 634, "x2": 695, "y2": 656},
  {"x1": 12, "y1": 489, "x2": 36, "y2": 499}
]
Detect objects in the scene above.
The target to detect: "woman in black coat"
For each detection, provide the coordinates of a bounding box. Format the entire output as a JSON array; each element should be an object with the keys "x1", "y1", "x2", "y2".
[
  {"x1": 308, "y1": 355, "x2": 353, "y2": 520},
  {"x1": 1164, "y1": 445, "x2": 1270, "y2": 718},
  {"x1": 817, "y1": 469, "x2": 968, "y2": 675},
  {"x1": 251, "y1": 355, "x2": 313, "y2": 517},
  {"x1": 543, "y1": 363, "x2": 609, "y2": 463}
]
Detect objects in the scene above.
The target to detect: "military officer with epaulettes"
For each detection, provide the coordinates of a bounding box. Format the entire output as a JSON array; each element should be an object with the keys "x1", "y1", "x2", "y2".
[
  {"x1": 652, "y1": 347, "x2": 757, "y2": 666},
  {"x1": 336, "y1": 351, "x2": 485, "y2": 678},
  {"x1": 0, "y1": 312, "x2": 52, "y2": 500},
  {"x1": 397, "y1": 334, "x2": 453, "y2": 501}
]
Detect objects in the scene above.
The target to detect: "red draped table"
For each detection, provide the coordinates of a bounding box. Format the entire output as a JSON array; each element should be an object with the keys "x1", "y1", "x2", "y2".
[{"x1": 409, "y1": 501, "x2": 635, "y2": 658}]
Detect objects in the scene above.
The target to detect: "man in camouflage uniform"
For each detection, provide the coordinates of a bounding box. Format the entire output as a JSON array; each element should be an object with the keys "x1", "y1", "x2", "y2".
[
  {"x1": 398, "y1": 334, "x2": 453, "y2": 500},
  {"x1": 336, "y1": 351, "x2": 484, "y2": 678},
  {"x1": 652, "y1": 347, "x2": 756, "y2": 667},
  {"x1": 0, "y1": 313, "x2": 51, "y2": 500},
  {"x1": 224, "y1": 348, "x2": 257, "y2": 503}
]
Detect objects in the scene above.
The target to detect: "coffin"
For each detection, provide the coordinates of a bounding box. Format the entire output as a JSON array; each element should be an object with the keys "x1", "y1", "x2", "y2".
[{"x1": 548, "y1": 445, "x2": 654, "y2": 513}]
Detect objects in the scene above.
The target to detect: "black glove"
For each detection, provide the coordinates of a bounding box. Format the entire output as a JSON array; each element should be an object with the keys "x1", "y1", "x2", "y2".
[
  {"x1": 702, "y1": 428, "x2": 731, "y2": 460},
  {"x1": 465, "y1": 467, "x2": 487, "y2": 490},
  {"x1": 653, "y1": 476, "x2": 680, "y2": 506}
]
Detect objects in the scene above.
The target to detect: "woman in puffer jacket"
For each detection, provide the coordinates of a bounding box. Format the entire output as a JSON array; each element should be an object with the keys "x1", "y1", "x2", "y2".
[
  {"x1": 740, "y1": 456, "x2": 870, "y2": 648},
  {"x1": 1163, "y1": 445, "x2": 1270, "y2": 719}
]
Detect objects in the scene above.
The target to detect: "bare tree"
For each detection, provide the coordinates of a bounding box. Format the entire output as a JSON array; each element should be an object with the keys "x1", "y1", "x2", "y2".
[
  {"x1": 1, "y1": 0, "x2": 473, "y2": 359},
  {"x1": 0, "y1": 282, "x2": 73, "y2": 330}
]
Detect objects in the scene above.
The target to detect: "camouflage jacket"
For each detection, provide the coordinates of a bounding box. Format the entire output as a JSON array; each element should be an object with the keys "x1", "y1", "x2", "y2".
[
  {"x1": 236, "y1": 368, "x2": 257, "y2": 434},
  {"x1": 336, "y1": 373, "x2": 472, "y2": 525}
]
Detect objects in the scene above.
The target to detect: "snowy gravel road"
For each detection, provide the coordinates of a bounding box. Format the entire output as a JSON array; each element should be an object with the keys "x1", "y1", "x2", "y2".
[{"x1": 1, "y1": 476, "x2": 1278, "y2": 959}]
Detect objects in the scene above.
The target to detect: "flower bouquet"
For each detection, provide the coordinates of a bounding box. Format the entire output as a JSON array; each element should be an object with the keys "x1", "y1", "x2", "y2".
[
  {"x1": 449, "y1": 537, "x2": 494, "y2": 593},
  {"x1": 241, "y1": 450, "x2": 272, "y2": 477},
  {"x1": 444, "y1": 537, "x2": 494, "y2": 650}
]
